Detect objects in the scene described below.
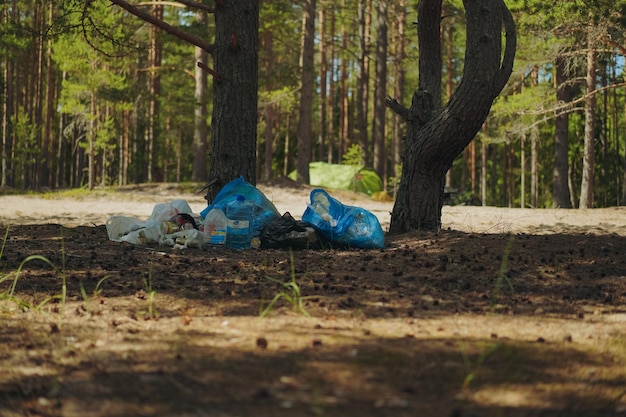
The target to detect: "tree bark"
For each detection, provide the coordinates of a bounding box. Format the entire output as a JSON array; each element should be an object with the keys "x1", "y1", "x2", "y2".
[
  {"x1": 387, "y1": 0, "x2": 515, "y2": 232},
  {"x1": 192, "y1": 10, "x2": 208, "y2": 182},
  {"x1": 552, "y1": 53, "x2": 573, "y2": 208},
  {"x1": 391, "y1": 0, "x2": 407, "y2": 180},
  {"x1": 205, "y1": 0, "x2": 259, "y2": 202},
  {"x1": 579, "y1": 28, "x2": 596, "y2": 209},
  {"x1": 372, "y1": 0, "x2": 388, "y2": 179},
  {"x1": 318, "y1": 6, "x2": 327, "y2": 162},
  {"x1": 356, "y1": 0, "x2": 370, "y2": 164},
  {"x1": 295, "y1": 0, "x2": 316, "y2": 184}
]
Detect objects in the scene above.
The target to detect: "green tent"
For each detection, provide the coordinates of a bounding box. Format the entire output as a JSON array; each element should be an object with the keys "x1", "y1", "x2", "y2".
[{"x1": 289, "y1": 162, "x2": 383, "y2": 196}]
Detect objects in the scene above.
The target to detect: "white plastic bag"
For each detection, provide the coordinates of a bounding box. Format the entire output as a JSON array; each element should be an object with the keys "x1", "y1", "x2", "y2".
[
  {"x1": 106, "y1": 200, "x2": 198, "y2": 246},
  {"x1": 106, "y1": 216, "x2": 146, "y2": 242}
]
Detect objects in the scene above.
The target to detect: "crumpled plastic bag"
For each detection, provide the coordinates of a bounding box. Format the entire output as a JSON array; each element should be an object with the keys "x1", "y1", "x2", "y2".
[
  {"x1": 259, "y1": 212, "x2": 325, "y2": 250},
  {"x1": 106, "y1": 199, "x2": 203, "y2": 248},
  {"x1": 200, "y1": 176, "x2": 281, "y2": 236},
  {"x1": 302, "y1": 189, "x2": 385, "y2": 249}
]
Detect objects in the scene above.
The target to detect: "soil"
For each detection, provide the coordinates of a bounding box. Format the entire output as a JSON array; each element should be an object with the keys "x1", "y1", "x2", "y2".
[{"x1": 1, "y1": 181, "x2": 625, "y2": 417}]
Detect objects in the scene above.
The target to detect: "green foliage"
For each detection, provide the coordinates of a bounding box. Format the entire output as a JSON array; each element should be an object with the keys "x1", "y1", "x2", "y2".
[
  {"x1": 0, "y1": 230, "x2": 68, "y2": 327},
  {"x1": 342, "y1": 144, "x2": 365, "y2": 166},
  {"x1": 260, "y1": 250, "x2": 309, "y2": 318}
]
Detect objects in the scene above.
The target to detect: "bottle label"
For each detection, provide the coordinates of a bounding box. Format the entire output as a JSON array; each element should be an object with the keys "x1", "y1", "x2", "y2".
[
  {"x1": 227, "y1": 219, "x2": 250, "y2": 229},
  {"x1": 210, "y1": 229, "x2": 226, "y2": 244}
]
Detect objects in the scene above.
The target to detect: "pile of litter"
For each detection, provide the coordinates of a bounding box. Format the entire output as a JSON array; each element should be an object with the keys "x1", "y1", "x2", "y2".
[{"x1": 106, "y1": 177, "x2": 384, "y2": 250}]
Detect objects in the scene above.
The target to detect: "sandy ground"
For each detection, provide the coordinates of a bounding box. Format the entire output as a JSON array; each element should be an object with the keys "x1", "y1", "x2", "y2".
[{"x1": 1, "y1": 183, "x2": 626, "y2": 236}]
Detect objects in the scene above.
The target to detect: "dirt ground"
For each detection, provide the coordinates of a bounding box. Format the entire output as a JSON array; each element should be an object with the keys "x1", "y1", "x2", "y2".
[{"x1": 1, "y1": 181, "x2": 625, "y2": 417}]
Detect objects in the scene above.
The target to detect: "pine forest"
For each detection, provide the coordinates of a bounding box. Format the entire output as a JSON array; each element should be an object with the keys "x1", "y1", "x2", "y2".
[{"x1": 2, "y1": 0, "x2": 626, "y2": 209}]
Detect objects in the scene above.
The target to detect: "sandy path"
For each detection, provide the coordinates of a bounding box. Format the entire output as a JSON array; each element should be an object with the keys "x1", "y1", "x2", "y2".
[{"x1": 1, "y1": 185, "x2": 626, "y2": 235}]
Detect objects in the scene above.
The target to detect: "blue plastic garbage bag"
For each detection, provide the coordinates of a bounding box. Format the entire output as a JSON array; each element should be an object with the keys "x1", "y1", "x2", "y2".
[
  {"x1": 302, "y1": 189, "x2": 385, "y2": 249},
  {"x1": 200, "y1": 176, "x2": 281, "y2": 236}
]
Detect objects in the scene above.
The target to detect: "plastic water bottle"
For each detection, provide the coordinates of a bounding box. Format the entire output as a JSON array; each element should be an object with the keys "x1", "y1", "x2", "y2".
[
  {"x1": 203, "y1": 208, "x2": 227, "y2": 246},
  {"x1": 226, "y1": 195, "x2": 254, "y2": 249}
]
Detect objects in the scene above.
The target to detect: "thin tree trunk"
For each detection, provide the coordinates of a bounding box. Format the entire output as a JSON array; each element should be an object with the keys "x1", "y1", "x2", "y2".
[
  {"x1": 283, "y1": 113, "x2": 290, "y2": 177},
  {"x1": 372, "y1": 0, "x2": 388, "y2": 178},
  {"x1": 318, "y1": 6, "x2": 327, "y2": 162},
  {"x1": 327, "y1": 10, "x2": 336, "y2": 163},
  {"x1": 553, "y1": 53, "x2": 573, "y2": 208},
  {"x1": 147, "y1": 4, "x2": 163, "y2": 183},
  {"x1": 392, "y1": 0, "x2": 407, "y2": 180},
  {"x1": 481, "y1": 138, "x2": 487, "y2": 205},
  {"x1": 295, "y1": 0, "x2": 316, "y2": 184},
  {"x1": 518, "y1": 73, "x2": 525, "y2": 208},
  {"x1": 356, "y1": 0, "x2": 370, "y2": 164},
  {"x1": 530, "y1": 126, "x2": 538, "y2": 207},
  {"x1": 89, "y1": 83, "x2": 96, "y2": 190},
  {"x1": 443, "y1": 10, "x2": 455, "y2": 189},
  {"x1": 192, "y1": 10, "x2": 208, "y2": 182},
  {"x1": 580, "y1": 29, "x2": 596, "y2": 209}
]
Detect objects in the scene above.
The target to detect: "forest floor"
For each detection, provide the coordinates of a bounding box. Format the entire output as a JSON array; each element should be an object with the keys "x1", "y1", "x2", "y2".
[{"x1": 0, "y1": 181, "x2": 625, "y2": 417}]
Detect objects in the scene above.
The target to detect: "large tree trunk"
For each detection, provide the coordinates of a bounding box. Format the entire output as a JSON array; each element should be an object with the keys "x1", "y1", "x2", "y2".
[
  {"x1": 205, "y1": 0, "x2": 259, "y2": 202},
  {"x1": 387, "y1": 0, "x2": 515, "y2": 232}
]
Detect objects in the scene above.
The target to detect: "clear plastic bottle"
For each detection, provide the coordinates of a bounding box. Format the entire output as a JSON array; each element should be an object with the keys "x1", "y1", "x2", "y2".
[
  {"x1": 203, "y1": 208, "x2": 227, "y2": 246},
  {"x1": 226, "y1": 195, "x2": 254, "y2": 249}
]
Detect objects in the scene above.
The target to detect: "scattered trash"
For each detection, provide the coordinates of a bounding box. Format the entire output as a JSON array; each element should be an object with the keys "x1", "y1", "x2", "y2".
[
  {"x1": 106, "y1": 199, "x2": 203, "y2": 249},
  {"x1": 106, "y1": 177, "x2": 385, "y2": 250}
]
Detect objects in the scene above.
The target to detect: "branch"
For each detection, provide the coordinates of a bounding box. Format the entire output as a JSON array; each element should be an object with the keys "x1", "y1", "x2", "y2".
[
  {"x1": 385, "y1": 97, "x2": 411, "y2": 120},
  {"x1": 494, "y1": 0, "x2": 516, "y2": 94},
  {"x1": 141, "y1": 0, "x2": 215, "y2": 13},
  {"x1": 109, "y1": 0, "x2": 215, "y2": 54},
  {"x1": 197, "y1": 61, "x2": 222, "y2": 82},
  {"x1": 521, "y1": 81, "x2": 626, "y2": 117}
]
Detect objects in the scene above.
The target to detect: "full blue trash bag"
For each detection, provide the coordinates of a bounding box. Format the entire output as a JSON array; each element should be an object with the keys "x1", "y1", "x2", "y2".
[
  {"x1": 200, "y1": 176, "x2": 281, "y2": 236},
  {"x1": 302, "y1": 189, "x2": 385, "y2": 249}
]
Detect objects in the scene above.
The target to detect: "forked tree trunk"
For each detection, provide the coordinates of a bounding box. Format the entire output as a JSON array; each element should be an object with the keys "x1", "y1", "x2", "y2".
[{"x1": 387, "y1": 0, "x2": 515, "y2": 232}]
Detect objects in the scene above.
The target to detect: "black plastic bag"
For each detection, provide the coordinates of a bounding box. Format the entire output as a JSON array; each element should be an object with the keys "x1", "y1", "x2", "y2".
[{"x1": 260, "y1": 212, "x2": 327, "y2": 250}]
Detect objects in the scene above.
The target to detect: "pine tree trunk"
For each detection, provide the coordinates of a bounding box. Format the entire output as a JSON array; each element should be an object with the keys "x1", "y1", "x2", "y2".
[
  {"x1": 372, "y1": 0, "x2": 388, "y2": 178},
  {"x1": 327, "y1": 11, "x2": 336, "y2": 164},
  {"x1": 147, "y1": 4, "x2": 163, "y2": 183},
  {"x1": 318, "y1": 7, "x2": 327, "y2": 162},
  {"x1": 206, "y1": 0, "x2": 259, "y2": 201},
  {"x1": 295, "y1": 0, "x2": 316, "y2": 184},
  {"x1": 392, "y1": 0, "x2": 407, "y2": 180},
  {"x1": 553, "y1": 53, "x2": 573, "y2": 208},
  {"x1": 356, "y1": 0, "x2": 370, "y2": 164},
  {"x1": 580, "y1": 29, "x2": 596, "y2": 209},
  {"x1": 192, "y1": 10, "x2": 208, "y2": 182}
]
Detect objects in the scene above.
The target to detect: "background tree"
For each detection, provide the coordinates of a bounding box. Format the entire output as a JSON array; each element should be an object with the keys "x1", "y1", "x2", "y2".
[{"x1": 295, "y1": 0, "x2": 316, "y2": 184}]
